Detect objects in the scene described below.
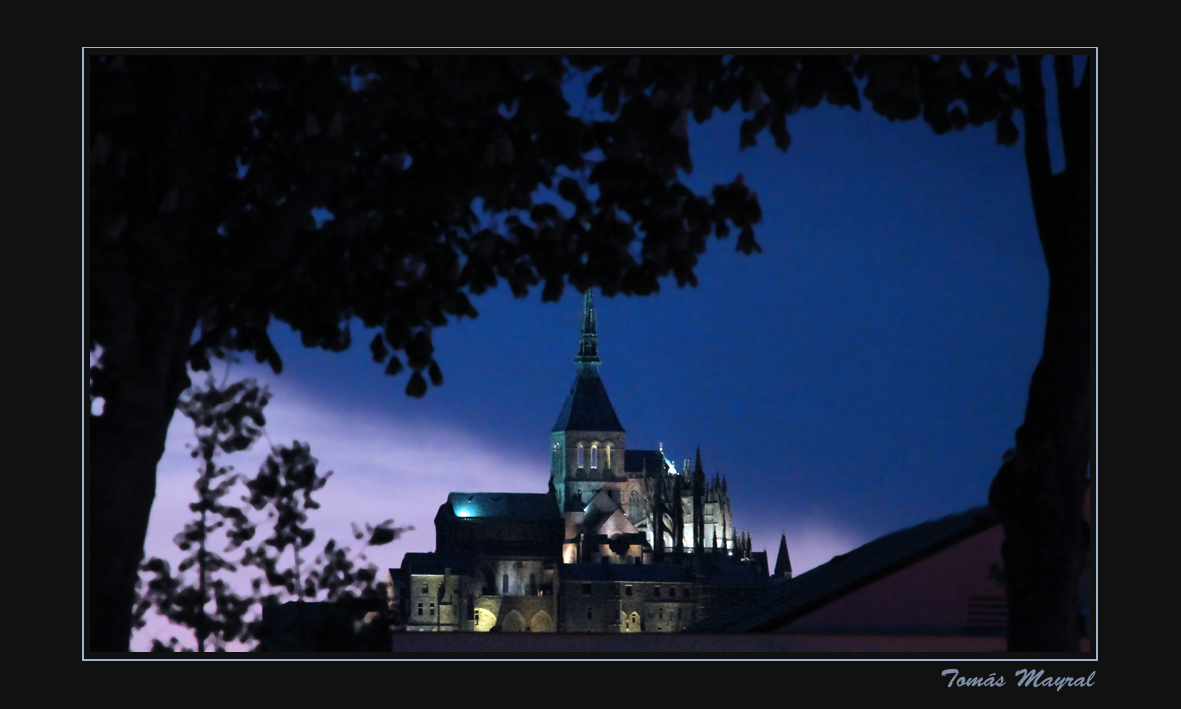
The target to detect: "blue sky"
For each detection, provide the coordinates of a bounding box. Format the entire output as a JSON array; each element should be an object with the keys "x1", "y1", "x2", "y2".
[{"x1": 128, "y1": 56, "x2": 1077, "y2": 648}]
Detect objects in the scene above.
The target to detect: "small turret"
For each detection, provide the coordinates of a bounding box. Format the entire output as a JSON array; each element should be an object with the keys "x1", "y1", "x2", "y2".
[
  {"x1": 692, "y1": 446, "x2": 705, "y2": 556},
  {"x1": 672, "y1": 474, "x2": 685, "y2": 559},
  {"x1": 774, "y1": 534, "x2": 793, "y2": 579}
]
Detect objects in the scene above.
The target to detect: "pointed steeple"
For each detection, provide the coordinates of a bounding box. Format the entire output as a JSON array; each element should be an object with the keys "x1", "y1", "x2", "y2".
[
  {"x1": 774, "y1": 534, "x2": 793, "y2": 579},
  {"x1": 575, "y1": 289, "x2": 600, "y2": 367},
  {"x1": 553, "y1": 288, "x2": 623, "y2": 433}
]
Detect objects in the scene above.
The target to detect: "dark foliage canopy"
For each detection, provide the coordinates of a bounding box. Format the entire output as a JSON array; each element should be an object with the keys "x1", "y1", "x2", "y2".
[{"x1": 91, "y1": 55, "x2": 1029, "y2": 396}]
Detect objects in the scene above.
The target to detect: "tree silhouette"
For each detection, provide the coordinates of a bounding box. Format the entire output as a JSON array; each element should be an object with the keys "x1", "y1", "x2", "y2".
[
  {"x1": 88, "y1": 54, "x2": 1091, "y2": 652},
  {"x1": 88, "y1": 54, "x2": 764, "y2": 651},
  {"x1": 132, "y1": 375, "x2": 269, "y2": 651},
  {"x1": 134, "y1": 376, "x2": 405, "y2": 651}
]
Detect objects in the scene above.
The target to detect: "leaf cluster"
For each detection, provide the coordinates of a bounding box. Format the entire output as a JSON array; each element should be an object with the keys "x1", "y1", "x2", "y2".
[
  {"x1": 90, "y1": 56, "x2": 764, "y2": 401},
  {"x1": 90, "y1": 54, "x2": 1038, "y2": 407},
  {"x1": 134, "y1": 376, "x2": 407, "y2": 651}
]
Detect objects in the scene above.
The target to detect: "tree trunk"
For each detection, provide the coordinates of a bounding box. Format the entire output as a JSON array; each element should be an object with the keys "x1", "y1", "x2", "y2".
[
  {"x1": 90, "y1": 314, "x2": 193, "y2": 652},
  {"x1": 989, "y1": 55, "x2": 1092, "y2": 652},
  {"x1": 89, "y1": 57, "x2": 213, "y2": 651}
]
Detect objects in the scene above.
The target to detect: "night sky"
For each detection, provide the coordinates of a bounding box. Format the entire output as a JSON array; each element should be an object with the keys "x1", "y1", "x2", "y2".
[{"x1": 129, "y1": 57, "x2": 1075, "y2": 649}]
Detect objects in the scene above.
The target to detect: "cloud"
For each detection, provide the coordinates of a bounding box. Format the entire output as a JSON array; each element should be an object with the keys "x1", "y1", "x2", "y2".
[{"x1": 133, "y1": 372, "x2": 547, "y2": 651}]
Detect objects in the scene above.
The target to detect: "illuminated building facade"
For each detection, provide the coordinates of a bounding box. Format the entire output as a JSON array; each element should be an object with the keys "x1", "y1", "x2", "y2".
[{"x1": 388, "y1": 292, "x2": 772, "y2": 633}]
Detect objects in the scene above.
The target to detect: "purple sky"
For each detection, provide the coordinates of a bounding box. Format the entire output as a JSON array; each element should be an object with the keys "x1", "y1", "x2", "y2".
[{"x1": 108, "y1": 57, "x2": 1082, "y2": 650}]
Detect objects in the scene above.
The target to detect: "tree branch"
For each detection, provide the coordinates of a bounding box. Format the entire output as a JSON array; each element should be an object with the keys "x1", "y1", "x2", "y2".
[
  {"x1": 1018, "y1": 56, "x2": 1055, "y2": 244},
  {"x1": 1056, "y1": 55, "x2": 1090, "y2": 180}
]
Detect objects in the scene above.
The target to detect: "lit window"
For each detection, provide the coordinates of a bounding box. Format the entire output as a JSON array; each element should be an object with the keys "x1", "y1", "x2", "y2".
[
  {"x1": 605, "y1": 444, "x2": 611, "y2": 468},
  {"x1": 577, "y1": 444, "x2": 584, "y2": 467},
  {"x1": 591, "y1": 445, "x2": 598, "y2": 468}
]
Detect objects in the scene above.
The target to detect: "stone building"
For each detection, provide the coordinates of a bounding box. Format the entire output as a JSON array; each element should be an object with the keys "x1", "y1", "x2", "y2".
[{"x1": 388, "y1": 291, "x2": 774, "y2": 633}]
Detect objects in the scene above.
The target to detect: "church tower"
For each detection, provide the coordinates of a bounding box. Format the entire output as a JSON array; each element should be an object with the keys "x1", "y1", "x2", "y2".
[{"x1": 550, "y1": 290, "x2": 629, "y2": 563}]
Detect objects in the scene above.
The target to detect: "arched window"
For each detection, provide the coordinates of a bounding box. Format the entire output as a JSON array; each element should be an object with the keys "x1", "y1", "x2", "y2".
[
  {"x1": 605, "y1": 443, "x2": 612, "y2": 468},
  {"x1": 590, "y1": 444, "x2": 598, "y2": 468},
  {"x1": 577, "y1": 444, "x2": 584, "y2": 468},
  {"x1": 502, "y1": 574, "x2": 509, "y2": 595}
]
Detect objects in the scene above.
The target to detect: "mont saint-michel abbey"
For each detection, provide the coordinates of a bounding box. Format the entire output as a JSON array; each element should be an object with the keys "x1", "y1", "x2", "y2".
[{"x1": 388, "y1": 292, "x2": 782, "y2": 633}]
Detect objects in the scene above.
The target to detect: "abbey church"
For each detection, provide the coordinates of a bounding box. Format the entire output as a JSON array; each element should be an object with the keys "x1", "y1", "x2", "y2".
[{"x1": 388, "y1": 292, "x2": 779, "y2": 633}]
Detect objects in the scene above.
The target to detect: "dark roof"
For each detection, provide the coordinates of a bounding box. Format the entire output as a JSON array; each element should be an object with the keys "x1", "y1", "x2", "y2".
[
  {"x1": 687, "y1": 505, "x2": 1001, "y2": 632},
  {"x1": 699, "y1": 558, "x2": 772, "y2": 586},
  {"x1": 442, "y1": 492, "x2": 561, "y2": 521},
  {"x1": 397, "y1": 552, "x2": 478, "y2": 576},
  {"x1": 559, "y1": 563, "x2": 694, "y2": 583},
  {"x1": 260, "y1": 598, "x2": 385, "y2": 643},
  {"x1": 552, "y1": 367, "x2": 625, "y2": 433},
  {"x1": 559, "y1": 560, "x2": 771, "y2": 585},
  {"x1": 624, "y1": 449, "x2": 667, "y2": 475}
]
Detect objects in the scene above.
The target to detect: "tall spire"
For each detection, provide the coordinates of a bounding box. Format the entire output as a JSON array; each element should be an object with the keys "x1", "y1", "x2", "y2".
[
  {"x1": 575, "y1": 289, "x2": 600, "y2": 367},
  {"x1": 553, "y1": 287, "x2": 623, "y2": 433}
]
